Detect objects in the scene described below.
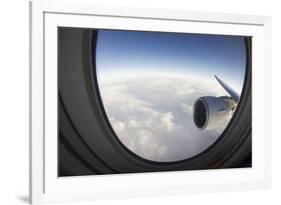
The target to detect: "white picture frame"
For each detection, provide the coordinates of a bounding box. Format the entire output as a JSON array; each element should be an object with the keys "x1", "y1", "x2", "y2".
[{"x1": 30, "y1": 1, "x2": 272, "y2": 204}]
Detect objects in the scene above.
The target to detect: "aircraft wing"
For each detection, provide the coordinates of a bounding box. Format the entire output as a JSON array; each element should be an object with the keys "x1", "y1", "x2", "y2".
[{"x1": 214, "y1": 75, "x2": 239, "y2": 103}]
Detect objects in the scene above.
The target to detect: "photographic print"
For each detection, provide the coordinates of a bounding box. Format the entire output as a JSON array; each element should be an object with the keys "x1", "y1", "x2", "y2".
[
  {"x1": 58, "y1": 27, "x2": 252, "y2": 176},
  {"x1": 30, "y1": 4, "x2": 271, "y2": 202}
]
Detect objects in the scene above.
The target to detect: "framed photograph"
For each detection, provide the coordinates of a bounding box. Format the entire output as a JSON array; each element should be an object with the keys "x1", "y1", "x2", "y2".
[{"x1": 30, "y1": 1, "x2": 271, "y2": 204}]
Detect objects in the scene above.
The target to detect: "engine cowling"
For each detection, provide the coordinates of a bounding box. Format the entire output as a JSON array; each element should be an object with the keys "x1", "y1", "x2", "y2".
[{"x1": 193, "y1": 96, "x2": 236, "y2": 130}]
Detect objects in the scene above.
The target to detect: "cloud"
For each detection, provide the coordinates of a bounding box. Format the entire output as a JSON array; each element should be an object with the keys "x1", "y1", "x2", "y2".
[
  {"x1": 112, "y1": 121, "x2": 125, "y2": 133},
  {"x1": 98, "y1": 76, "x2": 233, "y2": 162},
  {"x1": 180, "y1": 102, "x2": 193, "y2": 114},
  {"x1": 160, "y1": 112, "x2": 175, "y2": 131}
]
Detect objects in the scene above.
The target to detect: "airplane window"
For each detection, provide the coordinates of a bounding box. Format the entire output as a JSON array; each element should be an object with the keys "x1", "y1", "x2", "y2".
[
  {"x1": 58, "y1": 27, "x2": 251, "y2": 176},
  {"x1": 95, "y1": 30, "x2": 247, "y2": 162}
]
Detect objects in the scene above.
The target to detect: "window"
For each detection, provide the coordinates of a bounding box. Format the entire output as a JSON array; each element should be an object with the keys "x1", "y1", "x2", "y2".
[
  {"x1": 96, "y1": 30, "x2": 247, "y2": 162},
  {"x1": 58, "y1": 27, "x2": 251, "y2": 176}
]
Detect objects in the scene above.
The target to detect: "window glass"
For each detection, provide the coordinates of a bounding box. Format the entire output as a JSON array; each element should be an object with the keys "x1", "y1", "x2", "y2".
[{"x1": 96, "y1": 30, "x2": 246, "y2": 162}]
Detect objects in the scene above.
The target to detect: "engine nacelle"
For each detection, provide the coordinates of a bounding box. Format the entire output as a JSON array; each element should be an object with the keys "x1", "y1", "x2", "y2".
[{"x1": 193, "y1": 96, "x2": 236, "y2": 130}]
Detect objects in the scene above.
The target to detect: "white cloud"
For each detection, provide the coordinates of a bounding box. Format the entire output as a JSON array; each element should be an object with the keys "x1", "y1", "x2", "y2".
[
  {"x1": 112, "y1": 121, "x2": 125, "y2": 133},
  {"x1": 98, "y1": 76, "x2": 233, "y2": 162},
  {"x1": 181, "y1": 102, "x2": 193, "y2": 114},
  {"x1": 127, "y1": 120, "x2": 139, "y2": 128},
  {"x1": 160, "y1": 112, "x2": 175, "y2": 132}
]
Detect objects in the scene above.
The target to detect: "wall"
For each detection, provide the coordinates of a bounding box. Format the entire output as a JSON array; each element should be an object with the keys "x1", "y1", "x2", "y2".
[{"x1": 0, "y1": 0, "x2": 278, "y2": 204}]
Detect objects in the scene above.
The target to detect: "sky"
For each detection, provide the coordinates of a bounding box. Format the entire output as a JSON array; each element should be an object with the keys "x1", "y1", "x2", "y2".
[{"x1": 96, "y1": 29, "x2": 247, "y2": 93}]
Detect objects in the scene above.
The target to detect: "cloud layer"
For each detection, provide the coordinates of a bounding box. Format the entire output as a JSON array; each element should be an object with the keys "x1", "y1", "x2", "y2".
[{"x1": 98, "y1": 76, "x2": 233, "y2": 162}]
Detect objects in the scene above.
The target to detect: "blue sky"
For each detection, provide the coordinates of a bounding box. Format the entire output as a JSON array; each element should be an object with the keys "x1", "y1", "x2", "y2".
[{"x1": 95, "y1": 29, "x2": 247, "y2": 93}]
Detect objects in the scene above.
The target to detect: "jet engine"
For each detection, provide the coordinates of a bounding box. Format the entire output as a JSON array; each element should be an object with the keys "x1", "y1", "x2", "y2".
[{"x1": 193, "y1": 96, "x2": 236, "y2": 130}]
